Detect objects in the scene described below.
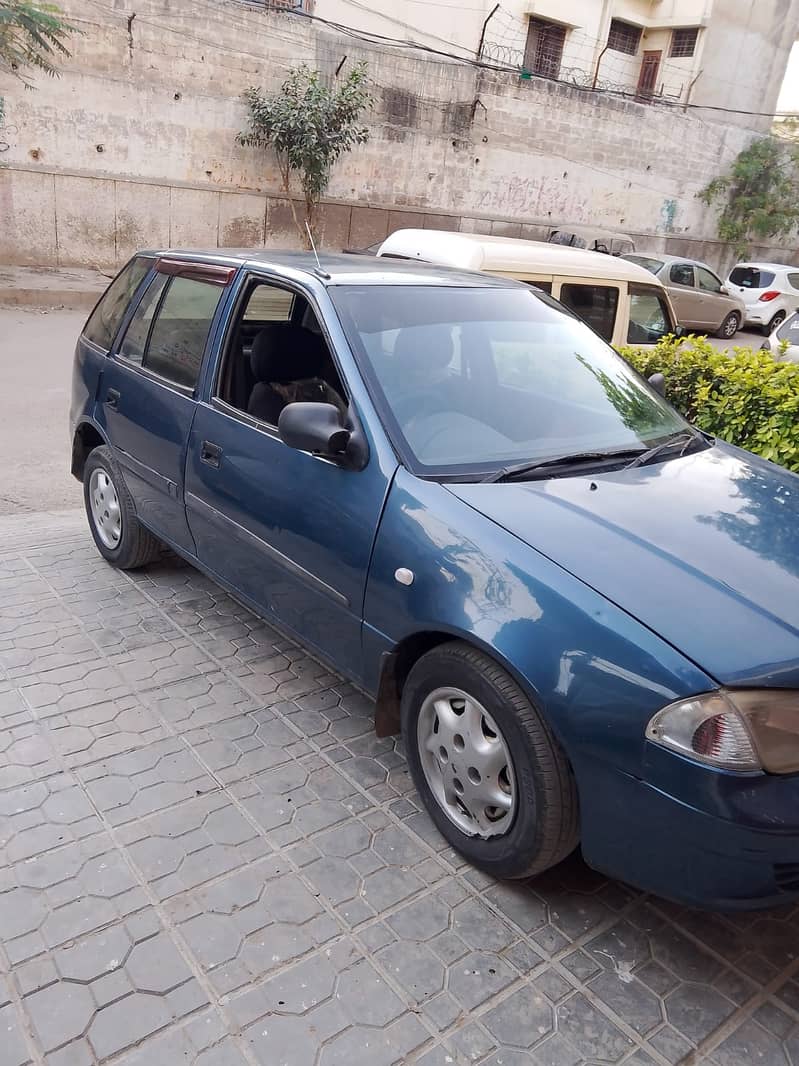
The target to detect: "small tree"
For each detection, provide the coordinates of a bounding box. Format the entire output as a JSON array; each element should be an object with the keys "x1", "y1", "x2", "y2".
[
  {"x1": 237, "y1": 62, "x2": 371, "y2": 246},
  {"x1": 699, "y1": 136, "x2": 799, "y2": 257},
  {"x1": 0, "y1": 1, "x2": 76, "y2": 122}
]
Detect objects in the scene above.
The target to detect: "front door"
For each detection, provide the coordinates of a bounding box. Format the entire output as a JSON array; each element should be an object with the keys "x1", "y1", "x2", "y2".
[
  {"x1": 637, "y1": 50, "x2": 661, "y2": 100},
  {"x1": 184, "y1": 273, "x2": 392, "y2": 680},
  {"x1": 95, "y1": 260, "x2": 232, "y2": 554}
]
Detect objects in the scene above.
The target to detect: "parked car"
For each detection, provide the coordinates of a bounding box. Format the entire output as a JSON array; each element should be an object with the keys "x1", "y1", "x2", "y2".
[
  {"x1": 726, "y1": 262, "x2": 799, "y2": 335},
  {"x1": 548, "y1": 225, "x2": 635, "y2": 257},
  {"x1": 761, "y1": 310, "x2": 799, "y2": 362},
  {"x1": 72, "y1": 249, "x2": 799, "y2": 910},
  {"x1": 377, "y1": 230, "x2": 679, "y2": 347},
  {"x1": 622, "y1": 254, "x2": 745, "y2": 339}
]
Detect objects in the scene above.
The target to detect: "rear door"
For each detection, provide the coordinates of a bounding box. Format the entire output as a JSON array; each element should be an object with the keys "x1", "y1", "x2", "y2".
[
  {"x1": 664, "y1": 263, "x2": 703, "y2": 327},
  {"x1": 554, "y1": 279, "x2": 621, "y2": 344},
  {"x1": 95, "y1": 259, "x2": 233, "y2": 554}
]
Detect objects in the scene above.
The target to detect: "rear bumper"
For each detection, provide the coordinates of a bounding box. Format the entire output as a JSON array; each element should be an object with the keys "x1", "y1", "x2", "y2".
[{"x1": 577, "y1": 756, "x2": 799, "y2": 910}]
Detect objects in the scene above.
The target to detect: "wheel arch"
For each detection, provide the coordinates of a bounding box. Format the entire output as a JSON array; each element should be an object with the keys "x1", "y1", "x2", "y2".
[
  {"x1": 71, "y1": 420, "x2": 108, "y2": 480},
  {"x1": 373, "y1": 627, "x2": 545, "y2": 739}
]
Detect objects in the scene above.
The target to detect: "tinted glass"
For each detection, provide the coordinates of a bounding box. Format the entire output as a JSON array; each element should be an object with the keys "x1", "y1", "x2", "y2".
[
  {"x1": 627, "y1": 287, "x2": 673, "y2": 344},
  {"x1": 787, "y1": 273, "x2": 799, "y2": 290},
  {"x1": 330, "y1": 285, "x2": 686, "y2": 476},
  {"x1": 696, "y1": 267, "x2": 722, "y2": 293},
  {"x1": 559, "y1": 284, "x2": 618, "y2": 341},
  {"x1": 144, "y1": 277, "x2": 224, "y2": 388},
  {"x1": 669, "y1": 263, "x2": 694, "y2": 287},
  {"x1": 83, "y1": 258, "x2": 150, "y2": 350},
  {"x1": 730, "y1": 267, "x2": 775, "y2": 288},
  {"x1": 625, "y1": 255, "x2": 663, "y2": 275},
  {"x1": 777, "y1": 312, "x2": 799, "y2": 342},
  {"x1": 243, "y1": 285, "x2": 294, "y2": 321},
  {"x1": 525, "y1": 281, "x2": 552, "y2": 294},
  {"x1": 117, "y1": 274, "x2": 168, "y2": 366}
]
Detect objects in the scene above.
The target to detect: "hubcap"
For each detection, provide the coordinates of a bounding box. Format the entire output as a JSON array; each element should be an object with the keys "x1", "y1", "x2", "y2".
[
  {"x1": 724, "y1": 315, "x2": 738, "y2": 337},
  {"x1": 88, "y1": 468, "x2": 122, "y2": 549},
  {"x1": 417, "y1": 687, "x2": 516, "y2": 838}
]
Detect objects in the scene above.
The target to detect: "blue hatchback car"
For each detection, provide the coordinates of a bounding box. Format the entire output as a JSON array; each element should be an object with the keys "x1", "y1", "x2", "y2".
[{"x1": 70, "y1": 250, "x2": 799, "y2": 910}]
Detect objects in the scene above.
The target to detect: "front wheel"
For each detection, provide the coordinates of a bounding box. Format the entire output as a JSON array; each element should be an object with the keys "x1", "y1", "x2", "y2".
[
  {"x1": 716, "y1": 312, "x2": 740, "y2": 340},
  {"x1": 83, "y1": 446, "x2": 162, "y2": 569},
  {"x1": 401, "y1": 642, "x2": 579, "y2": 879}
]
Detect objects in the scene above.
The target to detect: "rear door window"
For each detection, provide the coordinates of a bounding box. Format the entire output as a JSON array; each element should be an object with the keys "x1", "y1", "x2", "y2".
[
  {"x1": 558, "y1": 284, "x2": 619, "y2": 342},
  {"x1": 669, "y1": 263, "x2": 695, "y2": 287},
  {"x1": 729, "y1": 267, "x2": 775, "y2": 289},
  {"x1": 83, "y1": 257, "x2": 151, "y2": 350},
  {"x1": 777, "y1": 313, "x2": 799, "y2": 342},
  {"x1": 144, "y1": 277, "x2": 225, "y2": 389}
]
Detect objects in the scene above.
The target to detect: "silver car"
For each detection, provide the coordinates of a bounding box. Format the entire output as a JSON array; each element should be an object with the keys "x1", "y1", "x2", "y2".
[{"x1": 622, "y1": 254, "x2": 746, "y2": 340}]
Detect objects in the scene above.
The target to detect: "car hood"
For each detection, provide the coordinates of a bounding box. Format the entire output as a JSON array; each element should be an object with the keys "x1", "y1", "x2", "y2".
[{"x1": 448, "y1": 444, "x2": 799, "y2": 687}]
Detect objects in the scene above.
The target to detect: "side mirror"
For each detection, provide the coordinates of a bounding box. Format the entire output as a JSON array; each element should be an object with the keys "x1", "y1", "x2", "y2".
[
  {"x1": 720, "y1": 285, "x2": 729, "y2": 295},
  {"x1": 673, "y1": 325, "x2": 686, "y2": 338},
  {"x1": 648, "y1": 372, "x2": 666, "y2": 396},
  {"x1": 278, "y1": 402, "x2": 350, "y2": 458}
]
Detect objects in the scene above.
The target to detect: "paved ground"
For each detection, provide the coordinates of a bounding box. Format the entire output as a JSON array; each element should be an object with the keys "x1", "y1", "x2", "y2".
[
  {"x1": 2, "y1": 509, "x2": 799, "y2": 1066},
  {"x1": 0, "y1": 308, "x2": 84, "y2": 515}
]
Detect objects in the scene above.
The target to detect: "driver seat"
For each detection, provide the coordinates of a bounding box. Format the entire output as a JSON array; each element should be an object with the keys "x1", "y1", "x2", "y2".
[{"x1": 247, "y1": 323, "x2": 344, "y2": 425}]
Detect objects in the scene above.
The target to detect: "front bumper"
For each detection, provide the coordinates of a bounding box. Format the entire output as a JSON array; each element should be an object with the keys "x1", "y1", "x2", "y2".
[{"x1": 576, "y1": 751, "x2": 799, "y2": 910}]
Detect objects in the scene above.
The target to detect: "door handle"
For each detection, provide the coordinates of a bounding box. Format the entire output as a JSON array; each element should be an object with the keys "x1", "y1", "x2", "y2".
[
  {"x1": 200, "y1": 440, "x2": 222, "y2": 468},
  {"x1": 105, "y1": 388, "x2": 120, "y2": 411}
]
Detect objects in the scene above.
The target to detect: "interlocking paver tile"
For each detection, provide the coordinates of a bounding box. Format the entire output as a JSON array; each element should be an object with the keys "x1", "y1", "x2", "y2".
[
  {"x1": 118, "y1": 792, "x2": 269, "y2": 900},
  {"x1": 0, "y1": 771, "x2": 103, "y2": 863},
  {"x1": 21, "y1": 910, "x2": 208, "y2": 1060},
  {"x1": 5, "y1": 518, "x2": 799, "y2": 1066},
  {"x1": 165, "y1": 856, "x2": 341, "y2": 994},
  {"x1": 1, "y1": 834, "x2": 147, "y2": 965},
  {"x1": 77, "y1": 738, "x2": 218, "y2": 824}
]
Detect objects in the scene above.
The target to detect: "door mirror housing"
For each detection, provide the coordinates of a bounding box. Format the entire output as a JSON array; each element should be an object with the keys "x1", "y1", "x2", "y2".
[
  {"x1": 278, "y1": 402, "x2": 368, "y2": 469},
  {"x1": 648, "y1": 372, "x2": 666, "y2": 396},
  {"x1": 279, "y1": 402, "x2": 350, "y2": 457}
]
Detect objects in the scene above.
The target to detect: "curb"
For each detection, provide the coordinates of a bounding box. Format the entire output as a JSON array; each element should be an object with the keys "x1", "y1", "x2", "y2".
[{"x1": 0, "y1": 288, "x2": 101, "y2": 311}]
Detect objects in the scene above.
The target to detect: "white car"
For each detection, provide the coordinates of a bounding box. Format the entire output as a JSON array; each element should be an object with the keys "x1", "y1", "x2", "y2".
[
  {"x1": 761, "y1": 310, "x2": 799, "y2": 363},
  {"x1": 726, "y1": 262, "x2": 799, "y2": 335}
]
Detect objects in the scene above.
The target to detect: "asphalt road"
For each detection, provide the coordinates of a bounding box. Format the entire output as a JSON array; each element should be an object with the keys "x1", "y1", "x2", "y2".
[
  {"x1": 0, "y1": 306, "x2": 767, "y2": 517},
  {"x1": 0, "y1": 307, "x2": 84, "y2": 515}
]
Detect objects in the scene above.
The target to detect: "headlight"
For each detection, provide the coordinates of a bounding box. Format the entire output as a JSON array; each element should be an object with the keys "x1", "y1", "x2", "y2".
[{"x1": 646, "y1": 690, "x2": 799, "y2": 773}]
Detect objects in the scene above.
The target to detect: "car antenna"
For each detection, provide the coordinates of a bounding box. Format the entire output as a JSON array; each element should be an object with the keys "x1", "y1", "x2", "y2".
[{"x1": 306, "y1": 222, "x2": 331, "y2": 280}]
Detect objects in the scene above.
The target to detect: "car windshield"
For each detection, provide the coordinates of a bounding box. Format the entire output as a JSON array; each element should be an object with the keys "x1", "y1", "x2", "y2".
[
  {"x1": 730, "y1": 267, "x2": 775, "y2": 289},
  {"x1": 330, "y1": 285, "x2": 688, "y2": 478}
]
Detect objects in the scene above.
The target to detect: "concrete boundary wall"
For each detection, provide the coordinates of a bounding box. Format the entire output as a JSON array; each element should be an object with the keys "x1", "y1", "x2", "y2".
[{"x1": 1, "y1": 0, "x2": 798, "y2": 273}]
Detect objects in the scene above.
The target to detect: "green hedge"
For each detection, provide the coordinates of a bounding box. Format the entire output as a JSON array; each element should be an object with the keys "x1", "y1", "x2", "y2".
[{"x1": 617, "y1": 335, "x2": 799, "y2": 474}]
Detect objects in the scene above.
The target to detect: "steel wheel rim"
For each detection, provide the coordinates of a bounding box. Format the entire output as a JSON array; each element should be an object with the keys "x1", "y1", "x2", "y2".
[
  {"x1": 417, "y1": 686, "x2": 516, "y2": 838},
  {"x1": 89, "y1": 468, "x2": 122, "y2": 549}
]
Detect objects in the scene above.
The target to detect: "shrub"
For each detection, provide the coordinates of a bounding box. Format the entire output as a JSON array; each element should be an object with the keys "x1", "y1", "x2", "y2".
[{"x1": 617, "y1": 335, "x2": 799, "y2": 473}]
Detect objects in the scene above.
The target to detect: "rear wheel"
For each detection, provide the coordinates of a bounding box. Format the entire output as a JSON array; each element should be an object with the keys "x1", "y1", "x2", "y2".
[
  {"x1": 764, "y1": 310, "x2": 786, "y2": 336},
  {"x1": 401, "y1": 641, "x2": 579, "y2": 879},
  {"x1": 716, "y1": 312, "x2": 740, "y2": 340},
  {"x1": 83, "y1": 446, "x2": 162, "y2": 569}
]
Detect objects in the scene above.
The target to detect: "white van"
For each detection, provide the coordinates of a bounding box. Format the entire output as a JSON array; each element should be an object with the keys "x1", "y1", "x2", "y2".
[{"x1": 377, "y1": 230, "x2": 679, "y2": 348}]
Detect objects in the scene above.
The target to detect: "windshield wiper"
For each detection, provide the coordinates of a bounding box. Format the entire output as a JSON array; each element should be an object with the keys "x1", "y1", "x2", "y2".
[
  {"x1": 624, "y1": 431, "x2": 701, "y2": 469},
  {"x1": 481, "y1": 447, "x2": 647, "y2": 484}
]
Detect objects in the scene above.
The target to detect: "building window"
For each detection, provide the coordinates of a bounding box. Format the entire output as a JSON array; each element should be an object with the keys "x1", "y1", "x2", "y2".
[
  {"x1": 607, "y1": 18, "x2": 642, "y2": 56},
  {"x1": 524, "y1": 17, "x2": 566, "y2": 80},
  {"x1": 670, "y1": 27, "x2": 699, "y2": 58}
]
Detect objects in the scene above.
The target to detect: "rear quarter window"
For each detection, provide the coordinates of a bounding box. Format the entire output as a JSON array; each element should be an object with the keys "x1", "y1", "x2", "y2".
[
  {"x1": 82, "y1": 257, "x2": 151, "y2": 350},
  {"x1": 729, "y1": 267, "x2": 775, "y2": 288},
  {"x1": 787, "y1": 273, "x2": 799, "y2": 291}
]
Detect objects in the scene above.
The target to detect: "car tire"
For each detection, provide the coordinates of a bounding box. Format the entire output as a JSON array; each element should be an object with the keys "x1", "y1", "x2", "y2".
[
  {"x1": 401, "y1": 641, "x2": 579, "y2": 879},
  {"x1": 83, "y1": 446, "x2": 162, "y2": 569},
  {"x1": 716, "y1": 312, "x2": 740, "y2": 340},
  {"x1": 764, "y1": 310, "x2": 787, "y2": 336}
]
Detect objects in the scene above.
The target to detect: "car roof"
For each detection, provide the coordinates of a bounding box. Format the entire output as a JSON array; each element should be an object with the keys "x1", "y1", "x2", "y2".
[
  {"x1": 625, "y1": 252, "x2": 718, "y2": 272},
  {"x1": 137, "y1": 248, "x2": 522, "y2": 288},
  {"x1": 732, "y1": 262, "x2": 796, "y2": 272},
  {"x1": 376, "y1": 230, "x2": 663, "y2": 285}
]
